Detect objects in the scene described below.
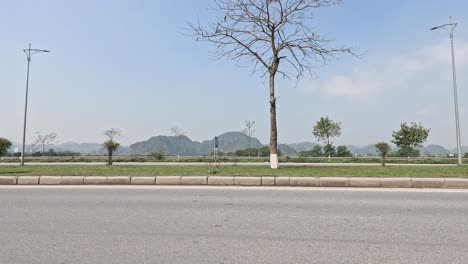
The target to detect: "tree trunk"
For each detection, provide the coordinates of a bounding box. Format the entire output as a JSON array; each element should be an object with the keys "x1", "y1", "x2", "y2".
[
  {"x1": 269, "y1": 73, "x2": 279, "y2": 169},
  {"x1": 382, "y1": 154, "x2": 386, "y2": 167},
  {"x1": 108, "y1": 150, "x2": 113, "y2": 166},
  {"x1": 178, "y1": 139, "x2": 181, "y2": 162},
  {"x1": 248, "y1": 137, "x2": 251, "y2": 158}
]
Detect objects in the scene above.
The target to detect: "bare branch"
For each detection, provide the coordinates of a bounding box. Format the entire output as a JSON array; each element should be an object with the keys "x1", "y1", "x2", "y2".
[
  {"x1": 32, "y1": 132, "x2": 59, "y2": 154},
  {"x1": 189, "y1": 0, "x2": 355, "y2": 79}
]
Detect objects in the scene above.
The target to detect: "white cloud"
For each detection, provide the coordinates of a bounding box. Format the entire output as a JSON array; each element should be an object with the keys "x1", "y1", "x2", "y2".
[{"x1": 303, "y1": 39, "x2": 468, "y2": 98}]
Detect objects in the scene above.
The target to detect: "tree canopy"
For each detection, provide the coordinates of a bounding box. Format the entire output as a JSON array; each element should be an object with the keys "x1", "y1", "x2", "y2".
[
  {"x1": 336, "y1": 146, "x2": 352, "y2": 157},
  {"x1": 392, "y1": 123, "x2": 430, "y2": 157},
  {"x1": 312, "y1": 117, "x2": 342, "y2": 146},
  {"x1": 103, "y1": 128, "x2": 122, "y2": 165},
  {"x1": 0, "y1": 138, "x2": 12, "y2": 156},
  {"x1": 392, "y1": 122, "x2": 430, "y2": 148},
  {"x1": 374, "y1": 142, "x2": 391, "y2": 166}
]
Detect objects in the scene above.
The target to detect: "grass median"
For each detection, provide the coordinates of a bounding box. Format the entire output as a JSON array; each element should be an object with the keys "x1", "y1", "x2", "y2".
[{"x1": 0, "y1": 165, "x2": 467, "y2": 178}]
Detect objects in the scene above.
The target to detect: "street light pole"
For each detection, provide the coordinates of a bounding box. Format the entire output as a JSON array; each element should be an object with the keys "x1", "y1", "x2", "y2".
[
  {"x1": 20, "y1": 43, "x2": 50, "y2": 166},
  {"x1": 431, "y1": 17, "x2": 463, "y2": 166}
]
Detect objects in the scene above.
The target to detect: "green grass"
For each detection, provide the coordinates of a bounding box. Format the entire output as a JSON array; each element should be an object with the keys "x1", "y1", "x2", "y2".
[
  {"x1": 1, "y1": 156, "x2": 465, "y2": 164},
  {"x1": 0, "y1": 165, "x2": 467, "y2": 178}
]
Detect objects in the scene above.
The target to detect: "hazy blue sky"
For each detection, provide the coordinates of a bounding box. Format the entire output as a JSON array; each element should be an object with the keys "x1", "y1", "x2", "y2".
[{"x1": 1, "y1": 0, "x2": 468, "y2": 147}]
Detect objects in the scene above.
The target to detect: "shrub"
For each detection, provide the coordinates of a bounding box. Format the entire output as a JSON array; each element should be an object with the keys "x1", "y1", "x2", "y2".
[
  {"x1": 150, "y1": 150, "x2": 166, "y2": 161},
  {"x1": 375, "y1": 142, "x2": 391, "y2": 166}
]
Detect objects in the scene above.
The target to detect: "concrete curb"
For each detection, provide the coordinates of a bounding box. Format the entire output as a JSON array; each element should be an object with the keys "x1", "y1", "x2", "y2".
[
  {"x1": 1, "y1": 176, "x2": 468, "y2": 189},
  {"x1": 156, "y1": 176, "x2": 181, "y2": 185},
  {"x1": 208, "y1": 176, "x2": 234, "y2": 186},
  {"x1": 0, "y1": 176, "x2": 17, "y2": 185},
  {"x1": 130, "y1": 177, "x2": 156, "y2": 185},
  {"x1": 349, "y1": 178, "x2": 381, "y2": 188},
  {"x1": 107, "y1": 176, "x2": 131, "y2": 185},
  {"x1": 84, "y1": 176, "x2": 107, "y2": 185},
  {"x1": 40, "y1": 176, "x2": 61, "y2": 185},
  {"x1": 445, "y1": 178, "x2": 468, "y2": 189},
  {"x1": 380, "y1": 178, "x2": 413, "y2": 188},
  {"x1": 261, "y1": 177, "x2": 275, "y2": 186},
  {"x1": 234, "y1": 177, "x2": 261, "y2": 186},
  {"x1": 320, "y1": 177, "x2": 349, "y2": 187},
  {"x1": 17, "y1": 176, "x2": 40, "y2": 185},
  {"x1": 275, "y1": 177, "x2": 290, "y2": 186},
  {"x1": 180, "y1": 176, "x2": 207, "y2": 185},
  {"x1": 290, "y1": 177, "x2": 319, "y2": 187},
  {"x1": 61, "y1": 176, "x2": 84, "y2": 185}
]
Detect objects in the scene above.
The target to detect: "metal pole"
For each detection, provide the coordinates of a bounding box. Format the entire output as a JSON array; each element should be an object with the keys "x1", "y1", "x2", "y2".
[
  {"x1": 21, "y1": 44, "x2": 32, "y2": 166},
  {"x1": 449, "y1": 18, "x2": 463, "y2": 165}
]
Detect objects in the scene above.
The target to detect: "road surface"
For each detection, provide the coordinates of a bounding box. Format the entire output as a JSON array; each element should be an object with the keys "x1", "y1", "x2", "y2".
[{"x1": 0, "y1": 186, "x2": 467, "y2": 264}]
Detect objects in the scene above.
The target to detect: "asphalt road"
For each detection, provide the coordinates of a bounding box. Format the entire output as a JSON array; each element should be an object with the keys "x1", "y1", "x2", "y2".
[{"x1": 1, "y1": 186, "x2": 468, "y2": 264}]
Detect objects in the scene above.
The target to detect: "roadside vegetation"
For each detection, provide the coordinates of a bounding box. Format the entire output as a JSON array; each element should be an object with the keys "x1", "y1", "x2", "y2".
[
  {"x1": 0, "y1": 155, "x2": 466, "y2": 165},
  {"x1": 11, "y1": 149, "x2": 453, "y2": 162},
  {"x1": 0, "y1": 165, "x2": 467, "y2": 178}
]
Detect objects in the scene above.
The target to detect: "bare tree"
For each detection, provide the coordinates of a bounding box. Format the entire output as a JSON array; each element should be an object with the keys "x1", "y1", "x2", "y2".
[
  {"x1": 103, "y1": 128, "x2": 122, "y2": 165},
  {"x1": 171, "y1": 127, "x2": 186, "y2": 160},
  {"x1": 189, "y1": 0, "x2": 355, "y2": 169},
  {"x1": 242, "y1": 120, "x2": 256, "y2": 157},
  {"x1": 32, "y1": 132, "x2": 58, "y2": 155}
]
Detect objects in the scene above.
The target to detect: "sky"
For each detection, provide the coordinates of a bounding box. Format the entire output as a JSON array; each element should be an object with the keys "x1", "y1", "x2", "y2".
[{"x1": 1, "y1": 0, "x2": 468, "y2": 148}]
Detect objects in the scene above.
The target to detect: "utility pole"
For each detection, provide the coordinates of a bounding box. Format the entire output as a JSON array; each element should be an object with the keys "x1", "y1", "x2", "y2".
[
  {"x1": 431, "y1": 17, "x2": 463, "y2": 165},
  {"x1": 20, "y1": 43, "x2": 50, "y2": 166}
]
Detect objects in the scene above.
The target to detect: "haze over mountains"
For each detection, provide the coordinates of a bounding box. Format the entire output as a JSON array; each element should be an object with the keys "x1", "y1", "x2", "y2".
[{"x1": 11, "y1": 132, "x2": 460, "y2": 157}]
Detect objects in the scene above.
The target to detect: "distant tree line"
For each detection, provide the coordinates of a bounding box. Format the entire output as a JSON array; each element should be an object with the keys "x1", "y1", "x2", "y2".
[
  {"x1": 299, "y1": 145, "x2": 352, "y2": 158},
  {"x1": 229, "y1": 147, "x2": 283, "y2": 158},
  {"x1": 0, "y1": 121, "x2": 443, "y2": 170}
]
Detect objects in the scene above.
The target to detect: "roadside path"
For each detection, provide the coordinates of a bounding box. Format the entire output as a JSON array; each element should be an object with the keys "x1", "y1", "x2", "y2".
[{"x1": 0, "y1": 162, "x2": 457, "y2": 167}]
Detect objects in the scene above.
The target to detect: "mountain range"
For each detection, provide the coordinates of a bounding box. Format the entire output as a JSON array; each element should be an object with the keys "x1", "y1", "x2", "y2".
[{"x1": 9, "y1": 132, "x2": 460, "y2": 157}]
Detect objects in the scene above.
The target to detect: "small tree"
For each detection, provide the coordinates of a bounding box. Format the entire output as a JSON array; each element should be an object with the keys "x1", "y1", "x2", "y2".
[
  {"x1": 336, "y1": 146, "x2": 352, "y2": 157},
  {"x1": 0, "y1": 138, "x2": 12, "y2": 156},
  {"x1": 241, "y1": 120, "x2": 256, "y2": 157},
  {"x1": 392, "y1": 122, "x2": 430, "y2": 157},
  {"x1": 32, "y1": 132, "x2": 58, "y2": 155},
  {"x1": 375, "y1": 142, "x2": 391, "y2": 166},
  {"x1": 313, "y1": 117, "x2": 342, "y2": 158},
  {"x1": 171, "y1": 127, "x2": 186, "y2": 160},
  {"x1": 103, "y1": 128, "x2": 121, "y2": 165}
]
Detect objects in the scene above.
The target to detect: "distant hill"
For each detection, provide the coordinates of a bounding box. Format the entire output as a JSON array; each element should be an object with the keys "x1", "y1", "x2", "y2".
[
  {"x1": 129, "y1": 132, "x2": 263, "y2": 155},
  {"x1": 421, "y1": 145, "x2": 451, "y2": 156},
  {"x1": 11, "y1": 133, "x2": 458, "y2": 157},
  {"x1": 451, "y1": 146, "x2": 468, "y2": 155},
  {"x1": 287, "y1": 142, "x2": 319, "y2": 153},
  {"x1": 278, "y1": 144, "x2": 298, "y2": 156},
  {"x1": 8, "y1": 142, "x2": 130, "y2": 155}
]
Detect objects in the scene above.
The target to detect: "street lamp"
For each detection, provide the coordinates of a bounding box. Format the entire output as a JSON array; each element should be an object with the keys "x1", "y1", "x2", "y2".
[
  {"x1": 20, "y1": 43, "x2": 50, "y2": 166},
  {"x1": 431, "y1": 17, "x2": 463, "y2": 166}
]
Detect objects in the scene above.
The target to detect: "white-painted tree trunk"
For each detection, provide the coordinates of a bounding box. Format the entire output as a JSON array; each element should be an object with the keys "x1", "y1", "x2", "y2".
[{"x1": 270, "y1": 154, "x2": 279, "y2": 169}]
